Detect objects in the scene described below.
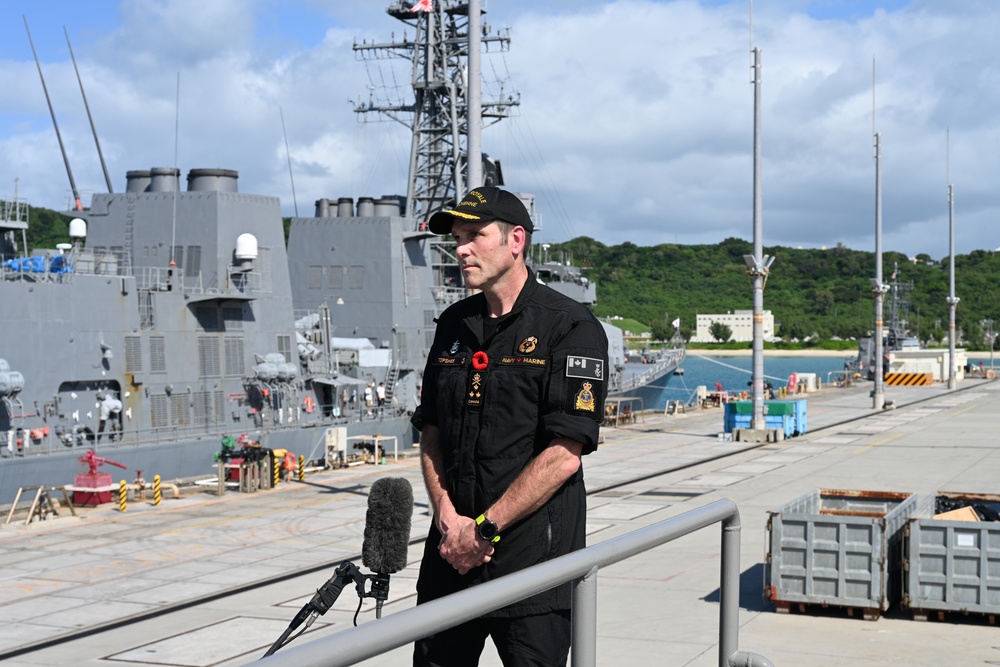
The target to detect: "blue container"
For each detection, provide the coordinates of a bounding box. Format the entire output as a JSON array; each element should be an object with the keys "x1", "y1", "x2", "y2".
[{"x1": 724, "y1": 401, "x2": 803, "y2": 437}]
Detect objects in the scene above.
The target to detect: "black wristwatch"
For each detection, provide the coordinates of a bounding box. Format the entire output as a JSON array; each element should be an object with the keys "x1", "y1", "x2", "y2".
[{"x1": 476, "y1": 514, "x2": 501, "y2": 543}]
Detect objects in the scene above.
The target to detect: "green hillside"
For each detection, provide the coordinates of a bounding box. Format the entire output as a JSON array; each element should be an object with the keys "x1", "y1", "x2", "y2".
[
  {"x1": 549, "y1": 236, "x2": 1000, "y2": 350},
  {"x1": 20, "y1": 205, "x2": 999, "y2": 349}
]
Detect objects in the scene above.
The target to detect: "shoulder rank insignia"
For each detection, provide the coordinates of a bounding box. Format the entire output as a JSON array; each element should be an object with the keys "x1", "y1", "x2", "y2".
[
  {"x1": 518, "y1": 336, "x2": 538, "y2": 354},
  {"x1": 574, "y1": 381, "x2": 596, "y2": 412}
]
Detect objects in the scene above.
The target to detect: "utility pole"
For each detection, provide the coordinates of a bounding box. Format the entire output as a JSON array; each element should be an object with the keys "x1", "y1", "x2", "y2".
[
  {"x1": 982, "y1": 319, "x2": 995, "y2": 370},
  {"x1": 871, "y1": 61, "x2": 887, "y2": 410},
  {"x1": 745, "y1": 6, "x2": 773, "y2": 431},
  {"x1": 946, "y1": 131, "x2": 959, "y2": 389}
]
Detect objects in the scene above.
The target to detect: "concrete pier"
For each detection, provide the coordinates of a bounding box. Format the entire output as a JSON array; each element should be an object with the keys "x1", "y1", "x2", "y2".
[{"x1": 1, "y1": 379, "x2": 997, "y2": 666}]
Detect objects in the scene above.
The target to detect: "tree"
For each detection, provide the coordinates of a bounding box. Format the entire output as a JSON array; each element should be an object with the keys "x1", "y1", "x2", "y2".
[
  {"x1": 650, "y1": 319, "x2": 670, "y2": 342},
  {"x1": 709, "y1": 321, "x2": 733, "y2": 343}
]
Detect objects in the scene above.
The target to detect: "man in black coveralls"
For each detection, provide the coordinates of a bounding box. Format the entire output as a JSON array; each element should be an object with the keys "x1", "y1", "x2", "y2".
[{"x1": 412, "y1": 186, "x2": 608, "y2": 667}]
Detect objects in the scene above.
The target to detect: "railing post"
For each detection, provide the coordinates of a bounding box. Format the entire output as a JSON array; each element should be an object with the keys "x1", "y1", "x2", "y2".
[
  {"x1": 720, "y1": 509, "x2": 741, "y2": 667},
  {"x1": 572, "y1": 566, "x2": 599, "y2": 667}
]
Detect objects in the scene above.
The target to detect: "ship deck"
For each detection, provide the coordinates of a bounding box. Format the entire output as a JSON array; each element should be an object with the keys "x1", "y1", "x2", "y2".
[{"x1": 1, "y1": 377, "x2": 998, "y2": 666}]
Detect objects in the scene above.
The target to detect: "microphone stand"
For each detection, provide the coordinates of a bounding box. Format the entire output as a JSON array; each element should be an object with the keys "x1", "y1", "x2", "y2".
[{"x1": 262, "y1": 560, "x2": 366, "y2": 658}]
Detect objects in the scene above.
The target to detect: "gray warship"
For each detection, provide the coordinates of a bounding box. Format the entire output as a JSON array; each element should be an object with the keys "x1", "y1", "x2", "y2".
[
  {"x1": 0, "y1": 168, "x2": 419, "y2": 506},
  {"x1": 1, "y1": 0, "x2": 684, "y2": 506}
]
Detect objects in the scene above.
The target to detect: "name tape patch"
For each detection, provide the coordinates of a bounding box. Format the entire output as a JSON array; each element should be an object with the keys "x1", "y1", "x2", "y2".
[{"x1": 566, "y1": 355, "x2": 604, "y2": 381}]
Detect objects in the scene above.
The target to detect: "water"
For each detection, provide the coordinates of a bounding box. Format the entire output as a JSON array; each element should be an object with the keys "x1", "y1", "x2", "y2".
[{"x1": 626, "y1": 352, "x2": 854, "y2": 410}]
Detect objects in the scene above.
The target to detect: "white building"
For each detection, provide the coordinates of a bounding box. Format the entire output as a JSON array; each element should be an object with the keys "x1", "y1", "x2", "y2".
[{"x1": 691, "y1": 310, "x2": 775, "y2": 343}]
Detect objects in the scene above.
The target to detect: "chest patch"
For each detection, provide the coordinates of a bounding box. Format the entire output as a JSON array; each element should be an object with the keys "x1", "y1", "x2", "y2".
[
  {"x1": 566, "y1": 355, "x2": 604, "y2": 381},
  {"x1": 518, "y1": 336, "x2": 538, "y2": 354}
]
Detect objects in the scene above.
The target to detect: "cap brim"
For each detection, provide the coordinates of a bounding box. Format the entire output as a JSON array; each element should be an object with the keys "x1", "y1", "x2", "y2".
[{"x1": 427, "y1": 208, "x2": 491, "y2": 234}]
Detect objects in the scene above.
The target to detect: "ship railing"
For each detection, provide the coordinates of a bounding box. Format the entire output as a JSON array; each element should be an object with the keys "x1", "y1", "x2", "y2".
[
  {"x1": 135, "y1": 266, "x2": 176, "y2": 291},
  {"x1": 618, "y1": 354, "x2": 678, "y2": 392},
  {"x1": 2, "y1": 410, "x2": 410, "y2": 460},
  {"x1": 432, "y1": 285, "x2": 466, "y2": 305},
  {"x1": 254, "y1": 499, "x2": 773, "y2": 667}
]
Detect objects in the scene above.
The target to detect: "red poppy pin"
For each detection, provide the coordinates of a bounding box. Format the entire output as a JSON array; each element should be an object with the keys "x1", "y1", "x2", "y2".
[{"x1": 472, "y1": 351, "x2": 489, "y2": 370}]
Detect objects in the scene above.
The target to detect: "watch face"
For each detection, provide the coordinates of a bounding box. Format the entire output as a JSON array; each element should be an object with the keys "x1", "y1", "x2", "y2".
[{"x1": 478, "y1": 518, "x2": 499, "y2": 540}]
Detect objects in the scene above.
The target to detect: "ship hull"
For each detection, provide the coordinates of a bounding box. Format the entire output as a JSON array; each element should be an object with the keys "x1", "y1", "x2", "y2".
[{"x1": 0, "y1": 415, "x2": 414, "y2": 506}]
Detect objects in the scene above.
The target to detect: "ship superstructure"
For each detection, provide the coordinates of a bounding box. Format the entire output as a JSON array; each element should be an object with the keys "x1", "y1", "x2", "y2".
[{"x1": 0, "y1": 170, "x2": 413, "y2": 505}]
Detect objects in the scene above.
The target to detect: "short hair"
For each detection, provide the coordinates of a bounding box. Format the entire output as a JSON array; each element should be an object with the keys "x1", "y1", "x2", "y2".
[{"x1": 496, "y1": 220, "x2": 532, "y2": 249}]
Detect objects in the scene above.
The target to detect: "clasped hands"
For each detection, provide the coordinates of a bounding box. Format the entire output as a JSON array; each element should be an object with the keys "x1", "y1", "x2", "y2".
[{"x1": 438, "y1": 514, "x2": 495, "y2": 575}]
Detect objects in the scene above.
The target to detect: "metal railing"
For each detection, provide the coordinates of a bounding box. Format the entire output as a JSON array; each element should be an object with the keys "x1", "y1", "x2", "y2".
[{"x1": 254, "y1": 499, "x2": 773, "y2": 667}]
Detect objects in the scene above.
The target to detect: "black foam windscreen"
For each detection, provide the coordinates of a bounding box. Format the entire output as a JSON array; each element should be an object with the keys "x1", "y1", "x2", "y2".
[{"x1": 361, "y1": 477, "x2": 413, "y2": 574}]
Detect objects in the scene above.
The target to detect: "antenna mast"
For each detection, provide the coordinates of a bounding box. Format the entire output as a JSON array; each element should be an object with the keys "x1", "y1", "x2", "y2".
[
  {"x1": 353, "y1": 1, "x2": 519, "y2": 223},
  {"x1": 24, "y1": 16, "x2": 83, "y2": 211},
  {"x1": 65, "y1": 26, "x2": 113, "y2": 193},
  {"x1": 280, "y1": 107, "x2": 299, "y2": 217}
]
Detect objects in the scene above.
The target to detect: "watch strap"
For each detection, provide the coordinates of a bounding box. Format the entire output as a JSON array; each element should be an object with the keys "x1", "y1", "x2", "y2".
[{"x1": 475, "y1": 514, "x2": 501, "y2": 543}]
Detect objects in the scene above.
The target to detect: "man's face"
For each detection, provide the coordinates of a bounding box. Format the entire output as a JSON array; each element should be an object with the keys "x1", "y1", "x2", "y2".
[{"x1": 452, "y1": 220, "x2": 517, "y2": 292}]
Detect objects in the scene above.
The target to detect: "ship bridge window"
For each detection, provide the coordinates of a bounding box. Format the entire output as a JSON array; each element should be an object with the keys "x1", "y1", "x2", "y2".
[
  {"x1": 349, "y1": 265, "x2": 364, "y2": 289},
  {"x1": 328, "y1": 266, "x2": 344, "y2": 289}
]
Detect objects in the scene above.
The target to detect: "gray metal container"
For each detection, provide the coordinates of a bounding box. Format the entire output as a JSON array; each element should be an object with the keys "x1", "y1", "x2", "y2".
[
  {"x1": 904, "y1": 492, "x2": 1000, "y2": 619},
  {"x1": 766, "y1": 488, "x2": 917, "y2": 616}
]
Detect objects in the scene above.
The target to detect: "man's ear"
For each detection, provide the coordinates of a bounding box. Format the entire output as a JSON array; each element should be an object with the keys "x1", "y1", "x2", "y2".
[{"x1": 509, "y1": 225, "x2": 527, "y2": 258}]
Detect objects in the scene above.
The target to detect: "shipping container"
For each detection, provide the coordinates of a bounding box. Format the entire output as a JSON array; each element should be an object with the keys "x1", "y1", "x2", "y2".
[
  {"x1": 724, "y1": 399, "x2": 807, "y2": 437},
  {"x1": 903, "y1": 492, "x2": 1000, "y2": 620},
  {"x1": 766, "y1": 488, "x2": 917, "y2": 618}
]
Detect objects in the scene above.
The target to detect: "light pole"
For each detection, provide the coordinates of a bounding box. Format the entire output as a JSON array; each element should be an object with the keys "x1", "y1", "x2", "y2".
[{"x1": 982, "y1": 319, "x2": 995, "y2": 370}]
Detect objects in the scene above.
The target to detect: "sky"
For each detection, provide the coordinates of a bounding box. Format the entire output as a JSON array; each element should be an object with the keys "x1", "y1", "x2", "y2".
[{"x1": 1, "y1": 0, "x2": 997, "y2": 260}]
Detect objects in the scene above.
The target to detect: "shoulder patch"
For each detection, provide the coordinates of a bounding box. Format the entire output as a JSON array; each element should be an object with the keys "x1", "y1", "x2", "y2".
[{"x1": 566, "y1": 355, "x2": 604, "y2": 381}]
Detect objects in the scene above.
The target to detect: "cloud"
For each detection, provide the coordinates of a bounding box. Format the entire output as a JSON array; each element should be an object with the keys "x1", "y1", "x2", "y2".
[{"x1": 2, "y1": 0, "x2": 998, "y2": 260}]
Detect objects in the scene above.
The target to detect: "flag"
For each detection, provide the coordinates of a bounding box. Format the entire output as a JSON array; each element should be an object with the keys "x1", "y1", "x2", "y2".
[
  {"x1": 672, "y1": 318, "x2": 681, "y2": 328},
  {"x1": 411, "y1": 0, "x2": 433, "y2": 11}
]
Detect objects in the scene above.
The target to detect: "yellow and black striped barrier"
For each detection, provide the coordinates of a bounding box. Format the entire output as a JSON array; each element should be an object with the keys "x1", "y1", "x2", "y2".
[
  {"x1": 153, "y1": 475, "x2": 161, "y2": 506},
  {"x1": 884, "y1": 372, "x2": 934, "y2": 386},
  {"x1": 119, "y1": 480, "x2": 127, "y2": 512},
  {"x1": 298, "y1": 455, "x2": 305, "y2": 482}
]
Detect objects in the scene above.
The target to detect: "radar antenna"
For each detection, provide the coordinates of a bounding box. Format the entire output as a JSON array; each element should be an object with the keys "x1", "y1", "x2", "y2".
[{"x1": 353, "y1": 1, "x2": 519, "y2": 222}]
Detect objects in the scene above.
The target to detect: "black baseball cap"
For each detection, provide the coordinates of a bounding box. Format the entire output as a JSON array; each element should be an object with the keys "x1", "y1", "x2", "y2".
[{"x1": 427, "y1": 186, "x2": 534, "y2": 235}]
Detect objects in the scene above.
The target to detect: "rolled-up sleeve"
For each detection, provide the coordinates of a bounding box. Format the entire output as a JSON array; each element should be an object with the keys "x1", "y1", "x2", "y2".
[{"x1": 541, "y1": 318, "x2": 608, "y2": 454}]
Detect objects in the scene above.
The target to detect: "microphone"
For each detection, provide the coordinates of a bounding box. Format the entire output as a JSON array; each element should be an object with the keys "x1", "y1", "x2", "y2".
[{"x1": 361, "y1": 476, "x2": 413, "y2": 617}]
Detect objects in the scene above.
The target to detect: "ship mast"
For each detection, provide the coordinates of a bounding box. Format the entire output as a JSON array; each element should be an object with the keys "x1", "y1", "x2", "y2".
[{"x1": 353, "y1": 1, "x2": 518, "y2": 223}]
